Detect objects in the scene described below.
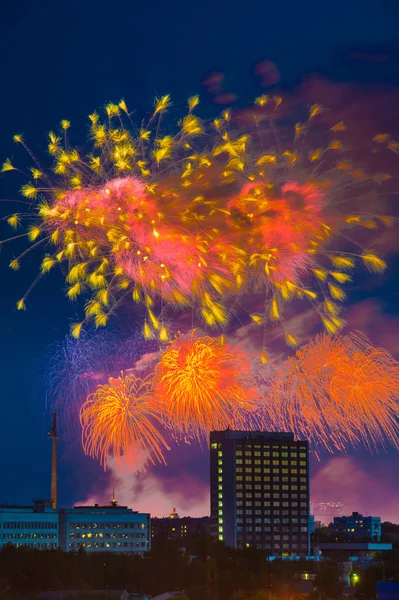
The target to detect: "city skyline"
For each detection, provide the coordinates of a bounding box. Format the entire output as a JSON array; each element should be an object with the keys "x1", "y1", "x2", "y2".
[{"x1": 1, "y1": 0, "x2": 399, "y2": 533}]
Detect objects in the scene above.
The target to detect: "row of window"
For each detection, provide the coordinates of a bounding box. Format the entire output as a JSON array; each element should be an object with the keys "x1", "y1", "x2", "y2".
[
  {"x1": 234, "y1": 464, "x2": 307, "y2": 472},
  {"x1": 70, "y1": 541, "x2": 146, "y2": 549},
  {"x1": 0, "y1": 542, "x2": 57, "y2": 549},
  {"x1": 217, "y1": 471, "x2": 308, "y2": 481},
  {"x1": 236, "y1": 492, "x2": 307, "y2": 499},
  {"x1": 236, "y1": 451, "x2": 306, "y2": 457},
  {"x1": 71, "y1": 522, "x2": 146, "y2": 530},
  {"x1": 70, "y1": 532, "x2": 146, "y2": 539},
  {"x1": 237, "y1": 543, "x2": 308, "y2": 550},
  {"x1": 1, "y1": 522, "x2": 57, "y2": 529},
  {"x1": 2, "y1": 533, "x2": 57, "y2": 540},
  {"x1": 236, "y1": 528, "x2": 308, "y2": 534}
]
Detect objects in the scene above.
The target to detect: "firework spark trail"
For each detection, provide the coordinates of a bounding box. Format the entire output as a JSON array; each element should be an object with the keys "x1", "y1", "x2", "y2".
[
  {"x1": 1, "y1": 94, "x2": 393, "y2": 355},
  {"x1": 80, "y1": 372, "x2": 169, "y2": 471},
  {"x1": 154, "y1": 334, "x2": 261, "y2": 440},
  {"x1": 266, "y1": 332, "x2": 399, "y2": 452},
  {"x1": 43, "y1": 328, "x2": 155, "y2": 436}
]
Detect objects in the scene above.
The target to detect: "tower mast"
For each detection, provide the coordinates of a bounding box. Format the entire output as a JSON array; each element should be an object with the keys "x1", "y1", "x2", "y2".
[{"x1": 49, "y1": 412, "x2": 57, "y2": 510}]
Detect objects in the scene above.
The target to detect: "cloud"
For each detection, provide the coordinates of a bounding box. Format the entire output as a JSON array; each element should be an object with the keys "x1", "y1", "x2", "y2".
[
  {"x1": 345, "y1": 299, "x2": 399, "y2": 357},
  {"x1": 311, "y1": 455, "x2": 399, "y2": 523},
  {"x1": 75, "y1": 450, "x2": 209, "y2": 517}
]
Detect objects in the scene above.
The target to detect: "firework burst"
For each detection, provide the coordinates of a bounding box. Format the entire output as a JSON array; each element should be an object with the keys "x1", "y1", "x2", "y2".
[
  {"x1": 266, "y1": 332, "x2": 399, "y2": 452},
  {"x1": 2, "y1": 94, "x2": 392, "y2": 352},
  {"x1": 80, "y1": 371, "x2": 169, "y2": 471},
  {"x1": 153, "y1": 334, "x2": 260, "y2": 440}
]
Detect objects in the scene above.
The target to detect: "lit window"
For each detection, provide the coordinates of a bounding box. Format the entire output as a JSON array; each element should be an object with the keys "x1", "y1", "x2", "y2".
[{"x1": 211, "y1": 443, "x2": 217, "y2": 449}]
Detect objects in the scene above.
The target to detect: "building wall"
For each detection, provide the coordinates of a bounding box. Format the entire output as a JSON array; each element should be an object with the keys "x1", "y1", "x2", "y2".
[
  {"x1": 151, "y1": 516, "x2": 210, "y2": 541},
  {"x1": 334, "y1": 512, "x2": 381, "y2": 541},
  {"x1": 0, "y1": 502, "x2": 150, "y2": 554},
  {"x1": 0, "y1": 502, "x2": 58, "y2": 550},
  {"x1": 210, "y1": 430, "x2": 310, "y2": 556},
  {"x1": 59, "y1": 506, "x2": 151, "y2": 553}
]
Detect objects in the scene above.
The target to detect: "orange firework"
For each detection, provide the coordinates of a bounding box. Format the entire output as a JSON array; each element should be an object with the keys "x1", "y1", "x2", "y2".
[
  {"x1": 154, "y1": 334, "x2": 259, "y2": 439},
  {"x1": 266, "y1": 332, "x2": 399, "y2": 451},
  {"x1": 80, "y1": 372, "x2": 169, "y2": 471}
]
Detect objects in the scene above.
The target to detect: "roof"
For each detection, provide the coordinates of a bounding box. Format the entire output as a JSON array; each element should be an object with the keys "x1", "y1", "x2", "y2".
[
  {"x1": 210, "y1": 430, "x2": 297, "y2": 441},
  {"x1": 319, "y1": 543, "x2": 392, "y2": 551}
]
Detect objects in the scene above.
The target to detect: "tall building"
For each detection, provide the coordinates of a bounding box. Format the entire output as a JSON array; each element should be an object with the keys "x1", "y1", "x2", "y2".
[
  {"x1": 334, "y1": 512, "x2": 381, "y2": 541},
  {"x1": 0, "y1": 500, "x2": 58, "y2": 550},
  {"x1": 151, "y1": 508, "x2": 210, "y2": 542},
  {"x1": 210, "y1": 430, "x2": 310, "y2": 556},
  {"x1": 59, "y1": 499, "x2": 151, "y2": 553}
]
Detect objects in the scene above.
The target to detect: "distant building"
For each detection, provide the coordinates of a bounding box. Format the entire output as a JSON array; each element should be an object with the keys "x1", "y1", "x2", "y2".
[
  {"x1": 309, "y1": 515, "x2": 315, "y2": 534},
  {"x1": 59, "y1": 498, "x2": 150, "y2": 554},
  {"x1": 0, "y1": 500, "x2": 58, "y2": 550},
  {"x1": 317, "y1": 542, "x2": 392, "y2": 560},
  {"x1": 151, "y1": 508, "x2": 210, "y2": 541},
  {"x1": 210, "y1": 430, "x2": 310, "y2": 556},
  {"x1": 334, "y1": 512, "x2": 381, "y2": 541}
]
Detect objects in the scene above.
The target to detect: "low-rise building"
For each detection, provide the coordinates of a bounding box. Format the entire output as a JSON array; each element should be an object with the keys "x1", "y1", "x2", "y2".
[
  {"x1": 151, "y1": 508, "x2": 210, "y2": 541},
  {"x1": 59, "y1": 500, "x2": 150, "y2": 554},
  {"x1": 334, "y1": 512, "x2": 381, "y2": 541},
  {"x1": 0, "y1": 500, "x2": 58, "y2": 550}
]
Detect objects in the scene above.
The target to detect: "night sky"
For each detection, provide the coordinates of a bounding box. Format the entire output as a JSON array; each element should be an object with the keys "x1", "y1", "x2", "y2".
[{"x1": 1, "y1": 0, "x2": 399, "y2": 519}]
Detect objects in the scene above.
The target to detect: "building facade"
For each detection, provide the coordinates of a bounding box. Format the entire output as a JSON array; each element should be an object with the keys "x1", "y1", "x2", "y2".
[
  {"x1": 151, "y1": 508, "x2": 210, "y2": 542},
  {"x1": 59, "y1": 502, "x2": 151, "y2": 553},
  {"x1": 0, "y1": 500, "x2": 58, "y2": 550},
  {"x1": 210, "y1": 430, "x2": 310, "y2": 556},
  {"x1": 334, "y1": 512, "x2": 381, "y2": 541}
]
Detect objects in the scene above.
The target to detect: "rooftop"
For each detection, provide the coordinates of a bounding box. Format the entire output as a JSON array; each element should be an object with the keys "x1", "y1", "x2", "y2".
[
  {"x1": 318, "y1": 543, "x2": 392, "y2": 551},
  {"x1": 210, "y1": 430, "x2": 297, "y2": 441}
]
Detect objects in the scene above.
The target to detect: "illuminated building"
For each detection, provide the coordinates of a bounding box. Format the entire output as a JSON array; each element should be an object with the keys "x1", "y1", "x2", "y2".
[
  {"x1": 334, "y1": 512, "x2": 381, "y2": 541},
  {"x1": 58, "y1": 497, "x2": 150, "y2": 553},
  {"x1": 0, "y1": 500, "x2": 58, "y2": 549},
  {"x1": 210, "y1": 430, "x2": 310, "y2": 556},
  {"x1": 151, "y1": 508, "x2": 210, "y2": 541}
]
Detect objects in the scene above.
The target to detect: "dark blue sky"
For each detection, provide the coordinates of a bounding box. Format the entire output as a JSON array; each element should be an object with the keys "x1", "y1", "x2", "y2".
[{"x1": 1, "y1": 0, "x2": 399, "y2": 512}]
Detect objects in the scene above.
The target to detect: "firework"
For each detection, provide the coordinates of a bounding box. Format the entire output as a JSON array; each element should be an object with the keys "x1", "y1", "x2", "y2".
[
  {"x1": 153, "y1": 334, "x2": 260, "y2": 440},
  {"x1": 42, "y1": 327, "x2": 155, "y2": 437},
  {"x1": 2, "y1": 94, "x2": 392, "y2": 350},
  {"x1": 80, "y1": 372, "x2": 169, "y2": 471},
  {"x1": 266, "y1": 332, "x2": 399, "y2": 451}
]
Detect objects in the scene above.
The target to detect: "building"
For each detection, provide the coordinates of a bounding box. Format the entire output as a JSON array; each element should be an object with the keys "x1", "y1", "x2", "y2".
[
  {"x1": 316, "y1": 542, "x2": 392, "y2": 562},
  {"x1": 309, "y1": 515, "x2": 315, "y2": 534},
  {"x1": 151, "y1": 508, "x2": 210, "y2": 541},
  {"x1": 0, "y1": 500, "x2": 58, "y2": 550},
  {"x1": 334, "y1": 512, "x2": 381, "y2": 541},
  {"x1": 59, "y1": 498, "x2": 150, "y2": 553},
  {"x1": 210, "y1": 430, "x2": 310, "y2": 556}
]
